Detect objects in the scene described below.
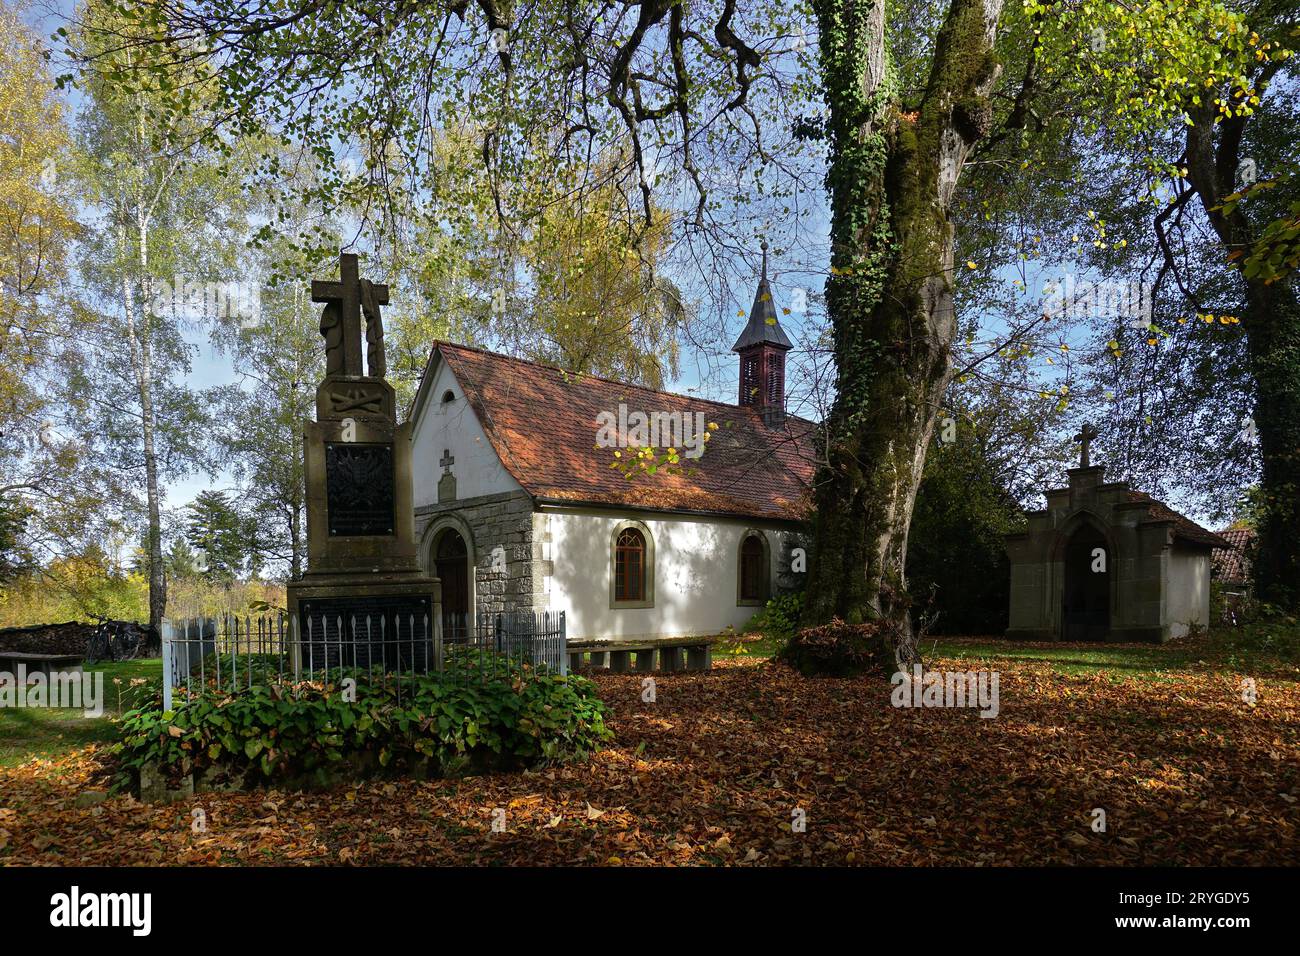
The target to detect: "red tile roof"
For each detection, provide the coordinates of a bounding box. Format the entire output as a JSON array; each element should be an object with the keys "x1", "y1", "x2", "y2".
[
  {"x1": 1124, "y1": 490, "x2": 1231, "y2": 549},
  {"x1": 1212, "y1": 527, "x2": 1254, "y2": 584},
  {"x1": 429, "y1": 342, "x2": 817, "y2": 521}
]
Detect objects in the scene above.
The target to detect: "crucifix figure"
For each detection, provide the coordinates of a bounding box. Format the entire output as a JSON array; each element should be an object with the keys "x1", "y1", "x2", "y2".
[
  {"x1": 312, "y1": 252, "x2": 389, "y2": 378},
  {"x1": 439, "y1": 449, "x2": 455, "y2": 474},
  {"x1": 1074, "y1": 422, "x2": 1100, "y2": 468}
]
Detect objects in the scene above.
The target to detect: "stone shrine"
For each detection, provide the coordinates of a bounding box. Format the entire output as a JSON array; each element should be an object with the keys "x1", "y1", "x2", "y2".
[
  {"x1": 1004, "y1": 425, "x2": 1227, "y2": 643},
  {"x1": 286, "y1": 253, "x2": 441, "y2": 667}
]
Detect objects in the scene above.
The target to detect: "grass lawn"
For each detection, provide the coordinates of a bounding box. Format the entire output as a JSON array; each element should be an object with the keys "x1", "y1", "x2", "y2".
[
  {"x1": 0, "y1": 628, "x2": 1296, "y2": 866},
  {"x1": 0, "y1": 659, "x2": 160, "y2": 768},
  {"x1": 723, "y1": 623, "x2": 1300, "y2": 681},
  {"x1": 932, "y1": 624, "x2": 1300, "y2": 680}
]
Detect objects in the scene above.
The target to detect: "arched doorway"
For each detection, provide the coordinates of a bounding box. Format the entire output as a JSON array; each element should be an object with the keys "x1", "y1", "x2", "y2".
[
  {"x1": 1063, "y1": 523, "x2": 1110, "y2": 641},
  {"x1": 434, "y1": 528, "x2": 470, "y2": 642}
]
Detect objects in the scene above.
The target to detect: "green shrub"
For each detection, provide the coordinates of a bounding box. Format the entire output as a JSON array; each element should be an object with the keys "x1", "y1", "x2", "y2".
[
  {"x1": 743, "y1": 592, "x2": 804, "y2": 650},
  {"x1": 117, "y1": 660, "x2": 612, "y2": 790},
  {"x1": 778, "y1": 617, "x2": 893, "y2": 677},
  {"x1": 1211, "y1": 606, "x2": 1300, "y2": 669}
]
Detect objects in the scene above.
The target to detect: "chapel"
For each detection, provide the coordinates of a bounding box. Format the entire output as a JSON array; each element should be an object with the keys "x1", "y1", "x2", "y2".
[{"x1": 407, "y1": 252, "x2": 817, "y2": 642}]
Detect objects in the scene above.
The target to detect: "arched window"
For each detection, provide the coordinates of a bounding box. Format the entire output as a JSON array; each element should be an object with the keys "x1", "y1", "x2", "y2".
[
  {"x1": 615, "y1": 529, "x2": 646, "y2": 601},
  {"x1": 738, "y1": 532, "x2": 770, "y2": 605},
  {"x1": 610, "y1": 521, "x2": 654, "y2": 608}
]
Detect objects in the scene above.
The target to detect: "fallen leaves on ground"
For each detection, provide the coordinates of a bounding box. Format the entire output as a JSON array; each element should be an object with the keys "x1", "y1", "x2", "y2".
[{"x1": 1, "y1": 655, "x2": 1297, "y2": 865}]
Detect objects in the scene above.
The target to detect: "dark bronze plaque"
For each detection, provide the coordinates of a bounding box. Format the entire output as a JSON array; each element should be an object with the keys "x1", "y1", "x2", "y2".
[
  {"x1": 325, "y1": 442, "x2": 395, "y2": 536},
  {"x1": 298, "y1": 595, "x2": 434, "y2": 672}
]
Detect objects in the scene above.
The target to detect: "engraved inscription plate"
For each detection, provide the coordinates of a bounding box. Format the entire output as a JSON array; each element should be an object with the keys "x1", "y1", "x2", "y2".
[
  {"x1": 325, "y1": 442, "x2": 395, "y2": 536},
  {"x1": 298, "y1": 595, "x2": 433, "y2": 671}
]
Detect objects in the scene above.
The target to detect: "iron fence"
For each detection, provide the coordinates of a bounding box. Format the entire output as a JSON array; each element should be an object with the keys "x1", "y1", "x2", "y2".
[
  {"x1": 442, "y1": 609, "x2": 567, "y2": 671},
  {"x1": 160, "y1": 609, "x2": 566, "y2": 711}
]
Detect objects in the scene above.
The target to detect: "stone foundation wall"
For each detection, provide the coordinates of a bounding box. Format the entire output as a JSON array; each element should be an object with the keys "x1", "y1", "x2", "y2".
[{"x1": 416, "y1": 491, "x2": 549, "y2": 615}]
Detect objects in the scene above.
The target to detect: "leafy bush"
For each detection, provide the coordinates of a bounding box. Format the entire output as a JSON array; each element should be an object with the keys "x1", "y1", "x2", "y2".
[
  {"x1": 778, "y1": 617, "x2": 894, "y2": 677},
  {"x1": 743, "y1": 592, "x2": 804, "y2": 650},
  {"x1": 118, "y1": 661, "x2": 612, "y2": 791},
  {"x1": 1210, "y1": 606, "x2": 1300, "y2": 669},
  {"x1": 1207, "y1": 580, "x2": 1296, "y2": 633},
  {"x1": 0, "y1": 551, "x2": 149, "y2": 627},
  {"x1": 189, "y1": 652, "x2": 286, "y2": 688}
]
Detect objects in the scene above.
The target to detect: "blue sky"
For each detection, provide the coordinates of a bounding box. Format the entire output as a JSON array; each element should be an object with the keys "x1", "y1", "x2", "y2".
[{"x1": 18, "y1": 0, "x2": 1236, "y2": 531}]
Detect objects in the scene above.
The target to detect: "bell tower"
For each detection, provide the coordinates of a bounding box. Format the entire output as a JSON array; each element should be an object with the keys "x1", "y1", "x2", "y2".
[{"x1": 732, "y1": 240, "x2": 793, "y2": 424}]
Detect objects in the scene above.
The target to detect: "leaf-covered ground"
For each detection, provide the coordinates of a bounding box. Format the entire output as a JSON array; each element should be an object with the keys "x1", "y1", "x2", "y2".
[{"x1": 2, "y1": 651, "x2": 1297, "y2": 866}]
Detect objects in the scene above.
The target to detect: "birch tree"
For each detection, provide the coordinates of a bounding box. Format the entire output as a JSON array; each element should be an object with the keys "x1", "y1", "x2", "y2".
[
  {"x1": 208, "y1": 257, "x2": 323, "y2": 581},
  {"x1": 68, "y1": 3, "x2": 239, "y2": 630},
  {"x1": 0, "y1": 0, "x2": 113, "y2": 574}
]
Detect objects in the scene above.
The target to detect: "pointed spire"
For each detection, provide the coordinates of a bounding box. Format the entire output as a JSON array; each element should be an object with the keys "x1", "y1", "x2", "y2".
[{"x1": 731, "y1": 239, "x2": 793, "y2": 352}]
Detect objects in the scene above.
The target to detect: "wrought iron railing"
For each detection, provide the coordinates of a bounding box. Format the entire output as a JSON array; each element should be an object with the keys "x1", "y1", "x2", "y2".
[{"x1": 160, "y1": 609, "x2": 566, "y2": 710}]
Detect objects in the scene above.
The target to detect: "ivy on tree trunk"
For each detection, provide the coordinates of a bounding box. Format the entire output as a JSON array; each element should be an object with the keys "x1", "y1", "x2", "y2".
[{"x1": 804, "y1": 0, "x2": 1005, "y2": 666}]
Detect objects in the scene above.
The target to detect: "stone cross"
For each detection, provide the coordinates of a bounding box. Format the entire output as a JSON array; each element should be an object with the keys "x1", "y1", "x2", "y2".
[
  {"x1": 439, "y1": 449, "x2": 455, "y2": 473},
  {"x1": 1073, "y1": 422, "x2": 1099, "y2": 468},
  {"x1": 312, "y1": 253, "x2": 389, "y2": 378}
]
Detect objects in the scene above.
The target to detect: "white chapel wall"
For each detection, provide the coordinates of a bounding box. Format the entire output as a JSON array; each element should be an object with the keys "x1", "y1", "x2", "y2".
[
  {"x1": 411, "y1": 357, "x2": 522, "y2": 508},
  {"x1": 1166, "y1": 546, "x2": 1210, "y2": 639},
  {"x1": 542, "y1": 508, "x2": 794, "y2": 641}
]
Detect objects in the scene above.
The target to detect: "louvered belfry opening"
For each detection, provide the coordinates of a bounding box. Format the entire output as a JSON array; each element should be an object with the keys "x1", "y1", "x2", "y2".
[
  {"x1": 740, "y1": 352, "x2": 761, "y2": 406},
  {"x1": 731, "y1": 240, "x2": 793, "y2": 424},
  {"x1": 765, "y1": 351, "x2": 784, "y2": 407}
]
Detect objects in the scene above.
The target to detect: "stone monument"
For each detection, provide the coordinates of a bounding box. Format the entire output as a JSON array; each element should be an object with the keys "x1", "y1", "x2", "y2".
[
  {"x1": 1004, "y1": 424, "x2": 1227, "y2": 643},
  {"x1": 286, "y1": 253, "x2": 442, "y2": 669}
]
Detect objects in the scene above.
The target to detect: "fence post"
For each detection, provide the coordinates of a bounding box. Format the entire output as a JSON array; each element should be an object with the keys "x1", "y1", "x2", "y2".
[
  {"x1": 433, "y1": 610, "x2": 444, "y2": 674},
  {"x1": 559, "y1": 610, "x2": 568, "y2": 676},
  {"x1": 290, "y1": 612, "x2": 302, "y2": 680},
  {"x1": 161, "y1": 620, "x2": 175, "y2": 712}
]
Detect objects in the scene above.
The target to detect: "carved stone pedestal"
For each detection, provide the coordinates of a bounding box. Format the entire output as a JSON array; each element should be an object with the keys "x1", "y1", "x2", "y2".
[{"x1": 285, "y1": 254, "x2": 441, "y2": 669}]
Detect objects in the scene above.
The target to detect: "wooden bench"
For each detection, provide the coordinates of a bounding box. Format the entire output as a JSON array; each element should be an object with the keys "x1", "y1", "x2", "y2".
[
  {"x1": 0, "y1": 651, "x2": 85, "y2": 678},
  {"x1": 567, "y1": 637, "x2": 717, "y2": 673}
]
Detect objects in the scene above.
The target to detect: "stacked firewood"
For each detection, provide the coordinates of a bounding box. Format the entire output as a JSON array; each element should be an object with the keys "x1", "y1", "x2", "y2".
[{"x1": 0, "y1": 620, "x2": 159, "y2": 660}]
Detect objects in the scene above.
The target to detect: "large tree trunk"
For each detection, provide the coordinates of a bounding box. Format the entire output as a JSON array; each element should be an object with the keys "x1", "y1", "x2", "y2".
[
  {"x1": 804, "y1": 0, "x2": 1003, "y2": 666},
  {"x1": 1185, "y1": 104, "x2": 1300, "y2": 611},
  {"x1": 1243, "y1": 279, "x2": 1300, "y2": 608}
]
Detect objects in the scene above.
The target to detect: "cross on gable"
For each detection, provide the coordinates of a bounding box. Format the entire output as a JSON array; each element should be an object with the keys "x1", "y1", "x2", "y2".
[
  {"x1": 312, "y1": 253, "x2": 389, "y2": 376},
  {"x1": 440, "y1": 449, "x2": 455, "y2": 472},
  {"x1": 1073, "y1": 422, "x2": 1100, "y2": 468}
]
